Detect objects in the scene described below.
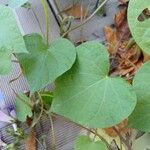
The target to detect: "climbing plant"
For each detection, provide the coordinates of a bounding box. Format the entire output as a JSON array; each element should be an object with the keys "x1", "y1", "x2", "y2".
[{"x1": 0, "y1": 0, "x2": 150, "y2": 149}]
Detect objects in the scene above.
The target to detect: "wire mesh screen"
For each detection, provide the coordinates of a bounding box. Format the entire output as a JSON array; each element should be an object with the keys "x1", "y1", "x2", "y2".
[
  {"x1": 0, "y1": 116, "x2": 83, "y2": 150},
  {"x1": 0, "y1": 0, "x2": 82, "y2": 149},
  {"x1": 0, "y1": 0, "x2": 119, "y2": 149}
]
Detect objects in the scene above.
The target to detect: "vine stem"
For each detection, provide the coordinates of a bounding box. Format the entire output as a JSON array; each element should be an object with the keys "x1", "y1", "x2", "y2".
[
  {"x1": 41, "y1": 0, "x2": 49, "y2": 45},
  {"x1": 53, "y1": 0, "x2": 63, "y2": 20},
  {"x1": 78, "y1": 125, "x2": 111, "y2": 149},
  {"x1": 31, "y1": 92, "x2": 44, "y2": 127},
  {"x1": 62, "y1": 0, "x2": 108, "y2": 37},
  {"x1": 112, "y1": 127, "x2": 132, "y2": 150},
  {"x1": 44, "y1": 110, "x2": 56, "y2": 150},
  {"x1": 51, "y1": 114, "x2": 110, "y2": 149},
  {"x1": 31, "y1": 7, "x2": 45, "y2": 37}
]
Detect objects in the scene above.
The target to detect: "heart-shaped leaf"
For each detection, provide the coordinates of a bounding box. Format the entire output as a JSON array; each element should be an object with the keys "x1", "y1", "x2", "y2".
[
  {"x1": 129, "y1": 61, "x2": 150, "y2": 132},
  {"x1": 128, "y1": 0, "x2": 150, "y2": 55},
  {"x1": 18, "y1": 33, "x2": 76, "y2": 92},
  {"x1": 75, "y1": 136, "x2": 107, "y2": 150},
  {"x1": 0, "y1": 4, "x2": 27, "y2": 74},
  {"x1": 9, "y1": 0, "x2": 28, "y2": 8},
  {"x1": 0, "y1": 48, "x2": 11, "y2": 74},
  {"x1": 51, "y1": 42, "x2": 137, "y2": 128},
  {"x1": 15, "y1": 93, "x2": 32, "y2": 122}
]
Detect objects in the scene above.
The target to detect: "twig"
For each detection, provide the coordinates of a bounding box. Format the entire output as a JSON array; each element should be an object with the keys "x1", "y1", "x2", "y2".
[
  {"x1": 51, "y1": 113, "x2": 110, "y2": 149},
  {"x1": 31, "y1": 92, "x2": 44, "y2": 127},
  {"x1": 53, "y1": 0, "x2": 63, "y2": 20},
  {"x1": 45, "y1": 110, "x2": 56, "y2": 150},
  {"x1": 113, "y1": 127, "x2": 132, "y2": 150},
  {"x1": 41, "y1": 0, "x2": 49, "y2": 45},
  {"x1": 31, "y1": 129, "x2": 47, "y2": 150},
  {"x1": 79, "y1": 125, "x2": 110, "y2": 149},
  {"x1": 10, "y1": 87, "x2": 32, "y2": 108},
  {"x1": 9, "y1": 72, "x2": 22, "y2": 84},
  {"x1": 62, "y1": 0, "x2": 108, "y2": 37},
  {"x1": 30, "y1": 7, "x2": 45, "y2": 37}
]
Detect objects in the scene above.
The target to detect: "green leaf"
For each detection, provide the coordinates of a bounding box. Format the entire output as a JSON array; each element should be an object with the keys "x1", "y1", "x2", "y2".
[
  {"x1": 41, "y1": 92, "x2": 53, "y2": 109},
  {"x1": 15, "y1": 93, "x2": 32, "y2": 122},
  {"x1": 9, "y1": 0, "x2": 28, "y2": 8},
  {"x1": 128, "y1": 0, "x2": 150, "y2": 55},
  {"x1": 18, "y1": 33, "x2": 76, "y2": 92},
  {"x1": 0, "y1": 4, "x2": 27, "y2": 74},
  {"x1": 0, "y1": 48, "x2": 11, "y2": 74},
  {"x1": 51, "y1": 42, "x2": 137, "y2": 128},
  {"x1": 75, "y1": 136, "x2": 107, "y2": 150},
  {"x1": 129, "y1": 61, "x2": 150, "y2": 132}
]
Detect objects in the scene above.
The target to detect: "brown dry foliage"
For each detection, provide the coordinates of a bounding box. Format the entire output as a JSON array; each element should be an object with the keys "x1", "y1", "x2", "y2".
[
  {"x1": 25, "y1": 130, "x2": 36, "y2": 150},
  {"x1": 63, "y1": 5, "x2": 88, "y2": 19}
]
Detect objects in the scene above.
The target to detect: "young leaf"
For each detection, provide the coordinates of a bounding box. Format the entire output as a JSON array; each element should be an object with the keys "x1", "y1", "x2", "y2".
[
  {"x1": 9, "y1": 0, "x2": 28, "y2": 8},
  {"x1": 51, "y1": 42, "x2": 137, "y2": 128},
  {"x1": 129, "y1": 61, "x2": 150, "y2": 132},
  {"x1": 15, "y1": 93, "x2": 32, "y2": 122},
  {"x1": 0, "y1": 4, "x2": 27, "y2": 74},
  {"x1": 75, "y1": 136, "x2": 107, "y2": 150},
  {"x1": 128, "y1": 0, "x2": 150, "y2": 55},
  {"x1": 18, "y1": 33, "x2": 76, "y2": 92},
  {"x1": 41, "y1": 92, "x2": 53, "y2": 109}
]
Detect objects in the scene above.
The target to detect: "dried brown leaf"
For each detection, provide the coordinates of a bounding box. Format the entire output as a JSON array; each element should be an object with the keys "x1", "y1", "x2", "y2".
[
  {"x1": 64, "y1": 5, "x2": 88, "y2": 19},
  {"x1": 104, "y1": 26, "x2": 118, "y2": 54},
  {"x1": 105, "y1": 8, "x2": 143, "y2": 77},
  {"x1": 114, "y1": 9, "x2": 131, "y2": 41},
  {"x1": 104, "y1": 120, "x2": 129, "y2": 138},
  {"x1": 25, "y1": 131, "x2": 36, "y2": 150}
]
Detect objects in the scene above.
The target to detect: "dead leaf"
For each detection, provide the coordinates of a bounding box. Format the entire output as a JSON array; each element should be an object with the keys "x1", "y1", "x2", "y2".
[
  {"x1": 114, "y1": 8, "x2": 131, "y2": 41},
  {"x1": 25, "y1": 130, "x2": 36, "y2": 150},
  {"x1": 104, "y1": 26, "x2": 118, "y2": 54},
  {"x1": 113, "y1": 43, "x2": 142, "y2": 77},
  {"x1": 104, "y1": 8, "x2": 143, "y2": 78},
  {"x1": 63, "y1": 5, "x2": 88, "y2": 19},
  {"x1": 104, "y1": 120, "x2": 129, "y2": 138},
  {"x1": 143, "y1": 52, "x2": 150, "y2": 62}
]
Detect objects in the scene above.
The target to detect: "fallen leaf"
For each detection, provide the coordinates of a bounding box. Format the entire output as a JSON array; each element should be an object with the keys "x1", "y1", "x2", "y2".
[
  {"x1": 63, "y1": 5, "x2": 88, "y2": 19},
  {"x1": 25, "y1": 130, "x2": 36, "y2": 150},
  {"x1": 104, "y1": 8, "x2": 143, "y2": 78},
  {"x1": 114, "y1": 8, "x2": 131, "y2": 41},
  {"x1": 144, "y1": 52, "x2": 150, "y2": 62},
  {"x1": 104, "y1": 26, "x2": 118, "y2": 54},
  {"x1": 104, "y1": 120, "x2": 129, "y2": 138}
]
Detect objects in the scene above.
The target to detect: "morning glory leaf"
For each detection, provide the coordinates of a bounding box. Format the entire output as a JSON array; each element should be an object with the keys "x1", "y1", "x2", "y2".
[
  {"x1": 15, "y1": 93, "x2": 32, "y2": 122},
  {"x1": 9, "y1": 0, "x2": 28, "y2": 8},
  {"x1": 0, "y1": 48, "x2": 11, "y2": 74},
  {"x1": 18, "y1": 33, "x2": 76, "y2": 92},
  {"x1": 51, "y1": 42, "x2": 137, "y2": 128},
  {"x1": 129, "y1": 61, "x2": 150, "y2": 132},
  {"x1": 75, "y1": 136, "x2": 107, "y2": 150},
  {"x1": 0, "y1": 4, "x2": 27, "y2": 74},
  {"x1": 128, "y1": 0, "x2": 150, "y2": 55}
]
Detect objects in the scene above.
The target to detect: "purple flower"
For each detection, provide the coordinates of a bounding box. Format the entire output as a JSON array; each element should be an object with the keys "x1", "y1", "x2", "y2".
[
  {"x1": 0, "y1": 90, "x2": 15, "y2": 123},
  {"x1": 7, "y1": 105, "x2": 16, "y2": 118},
  {"x1": 0, "y1": 90, "x2": 17, "y2": 132}
]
